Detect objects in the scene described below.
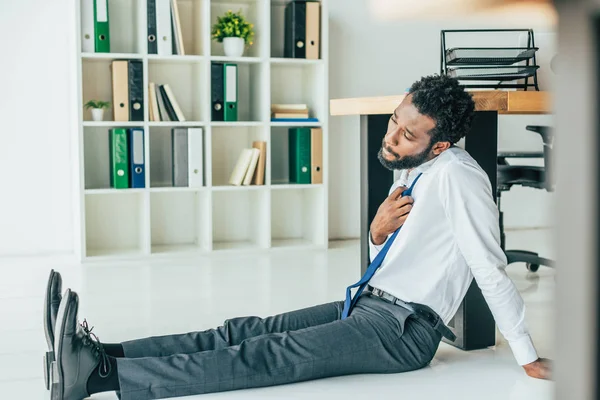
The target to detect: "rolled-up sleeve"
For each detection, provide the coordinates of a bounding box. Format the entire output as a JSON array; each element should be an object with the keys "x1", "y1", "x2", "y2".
[{"x1": 439, "y1": 161, "x2": 539, "y2": 366}]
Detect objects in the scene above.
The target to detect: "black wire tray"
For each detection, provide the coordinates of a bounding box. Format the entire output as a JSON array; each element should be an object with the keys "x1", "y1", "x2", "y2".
[
  {"x1": 445, "y1": 47, "x2": 538, "y2": 66},
  {"x1": 447, "y1": 66, "x2": 539, "y2": 81}
]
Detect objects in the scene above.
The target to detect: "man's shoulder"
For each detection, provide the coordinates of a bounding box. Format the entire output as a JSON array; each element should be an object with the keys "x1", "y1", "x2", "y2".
[{"x1": 437, "y1": 147, "x2": 487, "y2": 178}]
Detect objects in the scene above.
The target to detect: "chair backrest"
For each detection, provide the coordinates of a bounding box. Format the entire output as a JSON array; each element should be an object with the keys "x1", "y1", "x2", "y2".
[{"x1": 526, "y1": 125, "x2": 554, "y2": 192}]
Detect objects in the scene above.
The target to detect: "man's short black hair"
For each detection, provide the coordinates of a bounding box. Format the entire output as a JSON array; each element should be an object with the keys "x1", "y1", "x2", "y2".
[{"x1": 408, "y1": 74, "x2": 475, "y2": 144}]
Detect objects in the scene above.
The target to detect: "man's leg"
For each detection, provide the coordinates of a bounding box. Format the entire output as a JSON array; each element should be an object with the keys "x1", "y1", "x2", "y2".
[
  {"x1": 120, "y1": 300, "x2": 344, "y2": 358},
  {"x1": 116, "y1": 294, "x2": 442, "y2": 400}
]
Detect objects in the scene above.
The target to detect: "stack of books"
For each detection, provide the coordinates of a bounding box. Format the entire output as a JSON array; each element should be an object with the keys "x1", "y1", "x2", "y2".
[
  {"x1": 149, "y1": 82, "x2": 186, "y2": 121},
  {"x1": 271, "y1": 104, "x2": 318, "y2": 122},
  {"x1": 228, "y1": 141, "x2": 267, "y2": 186}
]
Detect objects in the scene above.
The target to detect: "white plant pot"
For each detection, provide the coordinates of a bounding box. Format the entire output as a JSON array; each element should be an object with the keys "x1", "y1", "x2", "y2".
[
  {"x1": 91, "y1": 108, "x2": 104, "y2": 121},
  {"x1": 223, "y1": 37, "x2": 245, "y2": 57}
]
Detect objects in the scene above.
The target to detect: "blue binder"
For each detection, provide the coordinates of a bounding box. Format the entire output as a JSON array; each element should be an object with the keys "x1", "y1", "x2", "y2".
[{"x1": 128, "y1": 128, "x2": 146, "y2": 188}]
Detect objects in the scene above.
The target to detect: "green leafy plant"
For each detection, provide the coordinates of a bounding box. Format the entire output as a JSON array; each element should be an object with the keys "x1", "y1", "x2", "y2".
[
  {"x1": 211, "y1": 10, "x2": 255, "y2": 46},
  {"x1": 84, "y1": 100, "x2": 110, "y2": 110}
]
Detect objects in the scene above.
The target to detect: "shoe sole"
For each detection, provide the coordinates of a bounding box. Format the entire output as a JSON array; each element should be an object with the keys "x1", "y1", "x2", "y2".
[
  {"x1": 43, "y1": 269, "x2": 56, "y2": 391},
  {"x1": 50, "y1": 289, "x2": 71, "y2": 400}
]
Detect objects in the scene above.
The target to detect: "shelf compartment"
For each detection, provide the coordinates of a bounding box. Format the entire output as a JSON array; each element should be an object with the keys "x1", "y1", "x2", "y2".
[
  {"x1": 445, "y1": 47, "x2": 539, "y2": 66},
  {"x1": 150, "y1": 190, "x2": 209, "y2": 253},
  {"x1": 148, "y1": 126, "x2": 206, "y2": 188},
  {"x1": 271, "y1": 187, "x2": 324, "y2": 248},
  {"x1": 209, "y1": 0, "x2": 266, "y2": 58},
  {"x1": 212, "y1": 189, "x2": 269, "y2": 250},
  {"x1": 85, "y1": 192, "x2": 145, "y2": 256},
  {"x1": 210, "y1": 62, "x2": 267, "y2": 122},
  {"x1": 270, "y1": 126, "x2": 323, "y2": 186},
  {"x1": 447, "y1": 66, "x2": 539, "y2": 81},
  {"x1": 270, "y1": 63, "x2": 326, "y2": 122},
  {"x1": 167, "y1": 0, "x2": 205, "y2": 56},
  {"x1": 211, "y1": 125, "x2": 268, "y2": 187},
  {"x1": 79, "y1": 0, "x2": 145, "y2": 54},
  {"x1": 84, "y1": 126, "x2": 146, "y2": 190},
  {"x1": 148, "y1": 59, "x2": 205, "y2": 122}
]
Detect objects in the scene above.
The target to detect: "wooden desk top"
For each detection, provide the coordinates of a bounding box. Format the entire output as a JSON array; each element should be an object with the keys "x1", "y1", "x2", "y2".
[{"x1": 330, "y1": 91, "x2": 552, "y2": 116}]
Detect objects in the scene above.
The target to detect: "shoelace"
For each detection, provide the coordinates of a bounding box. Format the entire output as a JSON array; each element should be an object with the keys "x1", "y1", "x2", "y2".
[{"x1": 80, "y1": 319, "x2": 112, "y2": 378}]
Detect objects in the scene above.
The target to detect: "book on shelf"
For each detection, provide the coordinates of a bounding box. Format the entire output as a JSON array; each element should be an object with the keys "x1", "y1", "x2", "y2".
[
  {"x1": 271, "y1": 103, "x2": 317, "y2": 122},
  {"x1": 149, "y1": 82, "x2": 186, "y2": 121},
  {"x1": 228, "y1": 142, "x2": 267, "y2": 186}
]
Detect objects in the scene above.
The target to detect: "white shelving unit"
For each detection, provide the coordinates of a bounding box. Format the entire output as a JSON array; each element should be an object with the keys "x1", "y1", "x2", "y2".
[{"x1": 73, "y1": 0, "x2": 329, "y2": 260}]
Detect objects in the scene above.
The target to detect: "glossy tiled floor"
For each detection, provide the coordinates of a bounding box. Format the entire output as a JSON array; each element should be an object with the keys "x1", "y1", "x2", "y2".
[{"x1": 0, "y1": 230, "x2": 555, "y2": 399}]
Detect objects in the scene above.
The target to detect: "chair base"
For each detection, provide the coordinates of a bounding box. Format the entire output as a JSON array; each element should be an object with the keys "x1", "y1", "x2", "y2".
[{"x1": 506, "y1": 250, "x2": 555, "y2": 272}]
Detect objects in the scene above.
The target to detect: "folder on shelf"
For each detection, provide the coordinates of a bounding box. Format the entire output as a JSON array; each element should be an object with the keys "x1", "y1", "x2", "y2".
[
  {"x1": 156, "y1": 0, "x2": 173, "y2": 56},
  {"x1": 229, "y1": 148, "x2": 254, "y2": 186},
  {"x1": 284, "y1": 0, "x2": 306, "y2": 58},
  {"x1": 243, "y1": 149, "x2": 261, "y2": 186},
  {"x1": 155, "y1": 83, "x2": 170, "y2": 121},
  {"x1": 163, "y1": 84, "x2": 186, "y2": 121},
  {"x1": 188, "y1": 128, "x2": 203, "y2": 187},
  {"x1": 111, "y1": 60, "x2": 129, "y2": 121},
  {"x1": 128, "y1": 60, "x2": 144, "y2": 121},
  {"x1": 149, "y1": 82, "x2": 160, "y2": 121},
  {"x1": 224, "y1": 63, "x2": 238, "y2": 122},
  {"x1": 81, "y1": 0, "x2": 95, "y2": 52},
  {"x1": 93, "y1": 0, "x2": 110, "y2": 53},
  {"x1": 251, "y1": 141, "x2": 267, "y2": 185},
  {"x1": 159, "y1": 85, "x2": 178, "y2": 121},
  {"x1": 147, "y1": 0, "x2": 158, "y2": 54},
  {"x1": 305, "y1": 1, "x2": 321, "y2": 60},
  {"x1": 310, "y1": 128, "x2": 323, "y2": 184},
  {"x1": 109, "y1": 128, "x2": 129, "y2": 189},
  {"x1": 211, "y1": 62, "x2": 224, "y2": 121},
  {"x1": 171, "y1": 0, "x2": 185, "y2": 55},
  {"x1": 128, "y1": 128, "x2": 145, "y2": 188},
  {"x1": 289, "y1": 127, "x2": 311, "y2": 184},
  {"x1": 172, "y1": 128, "x2": 189, "y2": 187}
]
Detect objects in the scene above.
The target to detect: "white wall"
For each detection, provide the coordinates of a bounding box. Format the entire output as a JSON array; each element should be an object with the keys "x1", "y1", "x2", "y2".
[
  {"x1": 327, "y1": 0, "x2": 556, "y2": 239},
  {"x1": 0, "y1": 0, "x2": 76, "y2": 256},
  {"x1": 0, "y1": 0, "x2": 556, "y2": 256}
]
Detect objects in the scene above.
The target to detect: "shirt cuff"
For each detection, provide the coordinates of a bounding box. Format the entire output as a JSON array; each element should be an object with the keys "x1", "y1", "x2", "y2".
[
  {"x1": 368, "y1": 231, "x2": 385, "y2": 261},
  {"x1": 508, "y1": 334, "x2": 539, "y2": 366}
]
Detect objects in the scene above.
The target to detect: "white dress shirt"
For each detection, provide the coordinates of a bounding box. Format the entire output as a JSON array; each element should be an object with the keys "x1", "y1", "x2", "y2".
[{"x1": 368, "y1": 146, "x2": 538, "y2": 366}]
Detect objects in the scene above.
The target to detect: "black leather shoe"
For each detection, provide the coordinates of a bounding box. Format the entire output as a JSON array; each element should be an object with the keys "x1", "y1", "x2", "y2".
[
  {"x1": 51, "y1": 290, "x2": 113, "y2": 400},
  {"x1": 43, "y1": 269, "x2": 62, "y2": 390}
]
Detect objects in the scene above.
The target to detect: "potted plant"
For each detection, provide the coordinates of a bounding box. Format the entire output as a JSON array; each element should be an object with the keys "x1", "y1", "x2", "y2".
[
  {"x1": 84, "y1": 100, "x2": 111, "y2": 121},
  {"x1": 211, "y1": 10, "x2": 254, "y2": 57}
]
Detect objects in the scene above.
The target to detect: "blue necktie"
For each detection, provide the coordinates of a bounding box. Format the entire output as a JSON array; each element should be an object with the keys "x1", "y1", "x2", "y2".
[{"x1": 341, "y1": 172, "x2": 424, "y2": 319}]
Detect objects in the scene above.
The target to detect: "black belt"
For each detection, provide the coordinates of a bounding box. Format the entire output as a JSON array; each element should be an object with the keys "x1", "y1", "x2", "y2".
[{"x1": 368, "y1": 287, "x2": 456, "y2": 342}]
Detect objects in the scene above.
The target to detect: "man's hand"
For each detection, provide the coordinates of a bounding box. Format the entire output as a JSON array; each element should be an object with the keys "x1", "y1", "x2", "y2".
[
  {"x1": 523, "y1": 358, "x2": 552, "y2": 380},
  {"x1": 370, "y1": 186, "x2": 414, "y2": 245}
]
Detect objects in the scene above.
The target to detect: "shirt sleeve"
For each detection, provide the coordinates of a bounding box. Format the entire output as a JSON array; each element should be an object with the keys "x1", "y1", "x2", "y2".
[{"x1": 438, "y1": 161, "x2": 539, "y2": 366}]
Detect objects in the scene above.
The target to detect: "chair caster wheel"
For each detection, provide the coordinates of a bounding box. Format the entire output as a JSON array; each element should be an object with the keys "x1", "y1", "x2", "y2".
[{"x1": 526, "y1": 263, "x2": 540, "y2": 272}]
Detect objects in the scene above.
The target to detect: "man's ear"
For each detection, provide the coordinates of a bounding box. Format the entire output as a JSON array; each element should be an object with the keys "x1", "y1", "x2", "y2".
[{"x1": 432, "y1": 141, "x2": 451, "y2": 155}]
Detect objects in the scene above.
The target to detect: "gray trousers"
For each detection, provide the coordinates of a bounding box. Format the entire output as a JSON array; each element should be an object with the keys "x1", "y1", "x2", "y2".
[{"x1": 116, "y1": 293, "x2": 442, "y2": 400}]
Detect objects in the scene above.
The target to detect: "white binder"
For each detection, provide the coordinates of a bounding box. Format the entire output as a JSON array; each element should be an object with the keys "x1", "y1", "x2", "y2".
[
  {"x1": 188, "y1": 128, "x2": 203, "y2": 187},
  {"x1": 156, "y1": 0, "x2": 173, "y2": 56},
  {"x1": 81, "y1": 0, "x2": 95, "y2": 53}
]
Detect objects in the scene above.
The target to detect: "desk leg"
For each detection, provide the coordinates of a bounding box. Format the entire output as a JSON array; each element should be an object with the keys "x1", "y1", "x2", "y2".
[{"x1": 360, "y1": 112, "x2": 497, "y2": 351}]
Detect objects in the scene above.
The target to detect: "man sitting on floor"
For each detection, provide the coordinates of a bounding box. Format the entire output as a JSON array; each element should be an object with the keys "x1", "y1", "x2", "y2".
[{"x1": 43, "y1": 74, "x2": 551, "y2": 400}]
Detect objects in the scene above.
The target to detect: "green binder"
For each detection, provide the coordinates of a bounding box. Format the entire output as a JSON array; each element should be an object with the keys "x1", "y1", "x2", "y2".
[
  {"x1": 93, "y1": 0, "x2": 110, "y2": 53},
  {"x1": 288, "y1": 128, "x2": 311, "y2": 184},
  {"x1": 224, "y1": 63, "x2": 238, "y2": 121},
  {"x1": 109, "y1": 129, "x2": 129, "y2": 188}
]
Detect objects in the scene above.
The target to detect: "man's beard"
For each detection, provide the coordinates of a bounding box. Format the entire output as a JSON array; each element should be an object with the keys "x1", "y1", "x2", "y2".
[{"x1": 377, "y1": 138, "x2": 435, "y2": 171}]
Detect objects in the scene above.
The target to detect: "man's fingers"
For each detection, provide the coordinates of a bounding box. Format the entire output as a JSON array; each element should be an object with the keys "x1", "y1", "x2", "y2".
[
  {"x1": 395, "y1": 196, "x2": 414, "y2": 207},
  {"x1": 394, "y1": 204, "x2": 413, "y2": 218},
  {"x1": 388, "y1": 186, "x2": 407, "y2": 200}
]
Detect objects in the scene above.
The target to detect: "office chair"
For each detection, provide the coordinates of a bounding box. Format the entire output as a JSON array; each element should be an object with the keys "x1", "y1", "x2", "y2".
[{"x1": 497, "y1": 125, "x2": 555, "y2": 272}]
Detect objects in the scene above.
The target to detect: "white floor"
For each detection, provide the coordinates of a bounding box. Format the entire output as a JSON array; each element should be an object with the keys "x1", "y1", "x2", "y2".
[{"x1": 0, "y1": 229, "x2": 555, "y2": 400}]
